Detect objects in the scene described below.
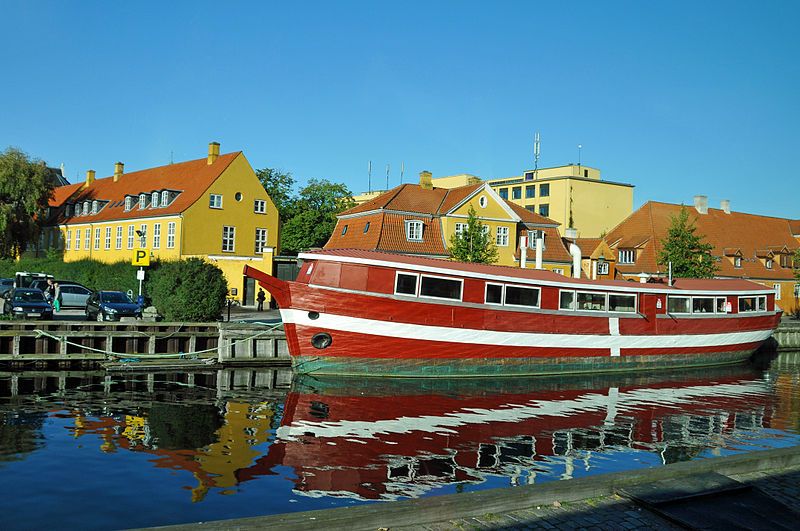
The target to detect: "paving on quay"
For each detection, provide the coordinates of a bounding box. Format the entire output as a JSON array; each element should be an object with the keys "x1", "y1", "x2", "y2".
[{"x1": 143, "y1": 445, "x2": 800, "y2": 531}]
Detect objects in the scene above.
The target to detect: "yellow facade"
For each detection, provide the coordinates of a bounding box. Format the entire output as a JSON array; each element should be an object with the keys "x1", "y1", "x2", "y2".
[
  {"x1": 487, "y1": 164, "x2": 633, "y2": 238},
  {"x1": 39, "y1": 150, "x2": 279, "y2": 305}
]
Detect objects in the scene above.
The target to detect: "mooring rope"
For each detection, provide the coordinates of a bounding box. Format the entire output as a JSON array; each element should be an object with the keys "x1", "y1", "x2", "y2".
[{"x1": 33, "y1": 321, "x2": 285, "y2": 361}]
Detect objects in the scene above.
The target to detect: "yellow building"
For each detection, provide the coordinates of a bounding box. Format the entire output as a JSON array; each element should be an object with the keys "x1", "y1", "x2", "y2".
[
  {"x1": 40, "y1": 142, "x2": 280, "y2": 305},
  {"x1": 485, "y1": 164, "x2": 634, "y2": 238},
  {"x1": 327, "y1": 171, "x2": 575, "y2": 274}
]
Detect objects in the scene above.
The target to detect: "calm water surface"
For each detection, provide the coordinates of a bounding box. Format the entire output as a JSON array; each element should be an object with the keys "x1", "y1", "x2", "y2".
[{"x1": 1, "y1": 354, "x2": 799, "y2": 530}]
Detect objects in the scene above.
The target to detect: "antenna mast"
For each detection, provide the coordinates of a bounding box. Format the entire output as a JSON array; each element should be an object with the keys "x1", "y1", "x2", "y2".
[
  {"x1": 385, "y1": 163, "x2": 390, "y2": 190},
  {"x1": 400, "y1": 161, "x2": 404, "y2": 183},
  {"x1": 368, "y1": 160, "x2": 372, "y2": 193},
  {"x1": 533, "y1": 132, "x2": 541, "y2": 180}
]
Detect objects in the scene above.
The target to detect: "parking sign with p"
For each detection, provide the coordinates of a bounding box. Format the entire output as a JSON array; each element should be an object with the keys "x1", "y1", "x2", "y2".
[{"x1": 132, "y1": 249, "x2": 150, "y2": 266}]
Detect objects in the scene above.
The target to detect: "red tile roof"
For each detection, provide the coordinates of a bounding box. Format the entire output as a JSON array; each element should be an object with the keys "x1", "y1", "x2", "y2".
[
  {"x1": 605, "y1": 201, "x2": 798, "y2": 281},
  {"x1": 790, "y1": 220, "x2": 800, "y2": 236},
  {"x1": 325, "y1": 212, "x2": 448, "y2": 256},
  {"x1": 516, "y1": 227, "x2": 573, "y2": 264},
  {"x1": 47, "y1": 152, "x2": 240, "y2": 225}
]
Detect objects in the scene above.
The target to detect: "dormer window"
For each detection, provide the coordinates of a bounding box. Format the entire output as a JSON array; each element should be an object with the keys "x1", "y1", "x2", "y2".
[
  {"x1": 83, "y1": 201, "x2": 90, "y2": 215},
  {"x1": 151, "y1": 192, "x2": 159, "y2": 208},
  {"x1": 734, "y1": 256, "x2": 742, "y2": 268},
  {"x1": 124, "y1": 196, "x2": 132, "y2": 211},
  {"x1": 91, "y1": 200, "x2": 98, "y2": 214},
  {"x1": 766, "y1": 259, "x2": 773, "y2": 269},
  {"x1": 139, "y1": 193, "x2": 147, "y2": 209},
  {"x1": 161, "y1": 190, "x2": 169, "y2": 206},
  {"x1": 527, "y1": 230, "x2": 546, "y2": 250},
  {"x1": 405, "y1": 220, "x2": 423, "y2": 241},
  {"x1": 65, "y1": 204, "x2": 73, "y2": 217},
  {"x1": 618, "y1": 249, "x2": 635, "y2": 264}
]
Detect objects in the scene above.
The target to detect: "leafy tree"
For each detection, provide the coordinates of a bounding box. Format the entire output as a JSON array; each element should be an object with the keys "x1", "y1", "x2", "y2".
[
  {"x1": 794, "y1": 248, "x2": 800, "y2": 282},
  {"x1": 280, "y1": 179, "x2": 355, "y2": 254},
  {"x1": 657, "y1": 207, "x2": 717, "y2": 278},
  {"x1": 148, "y1": 258, "x2": 228, "y2": 321},
  {"x1": 448, "y1": 206, "x2": 499, "y2": 264},
  {"x1": 0, "y1": 147, "x2": 54, "y2": 259},
  {"x1": 256, "y1": 167, "x2": 295, "y2": 222}
]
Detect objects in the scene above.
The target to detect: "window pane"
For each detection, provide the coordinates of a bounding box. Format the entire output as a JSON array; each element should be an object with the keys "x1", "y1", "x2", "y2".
[
  {"x1": 577, "y1": 292, "x2": 606, "y2": 311},
  {"x1": 692, "y1": 297, "x2": 714, "y2": 313},
  {"x1": 560, "y1": 291, "x2": 575, "y2": 310},
  {"x1": 738, "y1": 297, "x2": 756, "y2": 312},
  {"x1": 420, "y1": 276, "x2": 462, "y2": 300},
  {"x1": 668, "y1": 296, "x2": 690, "y2": 313},
  {"x1": 608, "y1": 294, "x2": 636, "y2": 313},
  {"x1": 395, "y1": 274, "x2": 417, "y2": 295},
  {"x1": 758, "y1": 296, "x2": 767, "y2": 311},
  {"x1": 486, "y1": 284, "x2": 503, "y2": 304},
  {"x1": 716, "y1": 297, "x2": 728, "y2": 312},
  {"x1": 505, "y1": 286, "x2": 539, "y2": 307}
]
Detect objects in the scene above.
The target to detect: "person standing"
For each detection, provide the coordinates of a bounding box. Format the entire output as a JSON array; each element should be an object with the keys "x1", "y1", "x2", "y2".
[
  {"x1": 256, "y1": 289, "x2": 266, "y2": 311},
  {"x1": 53, "y1": 282, "x2": 62, "y2": 312},
  {"x1": 45, "y1": 278, "x2": 55, "y2": 303}
]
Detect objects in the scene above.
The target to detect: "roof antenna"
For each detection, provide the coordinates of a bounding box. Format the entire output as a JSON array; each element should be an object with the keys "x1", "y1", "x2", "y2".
[
  {"x1": 385, "y1": 163, "x2": 390, "y2": 190},
  {"x1": 368, "y1": 160, "x2": 372, "y2": 193},
  {"x1": 170, "y1": 150, "x2": 174, "y2": 165},
  {"x1": 577, "y1": 144, "x2": 582, "y2": 171},
  {"x1": 533, "y1": 132, "x2": 541, "y2": 180},
  {"x1": 400, "y1": 161, "x2": 404, "y2": 184}
]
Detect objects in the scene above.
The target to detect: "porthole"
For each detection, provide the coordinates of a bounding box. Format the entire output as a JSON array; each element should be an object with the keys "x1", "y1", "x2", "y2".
[
  {"x1": 308, "y1": 311, "x2": 320, "y2": 320},
  {"x1": 311, "y1": 333, "x2": 332, "y2": 349},
  {"x1": 479, "y1": 196, "x2": 487, "y2": 208},
  {"x1": 235, "y1": 192, "x2": 243, "y2": 201}
]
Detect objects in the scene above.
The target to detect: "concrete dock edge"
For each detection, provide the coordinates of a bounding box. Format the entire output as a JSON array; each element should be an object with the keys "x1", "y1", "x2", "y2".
[{"x1": 139, "y1": 445, "x2": 800, "y2": 531}]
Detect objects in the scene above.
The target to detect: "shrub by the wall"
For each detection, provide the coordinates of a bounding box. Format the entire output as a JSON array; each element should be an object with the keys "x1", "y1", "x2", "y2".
[
  {"x1": 148, "y1": 258, "x2": 227, "y2": 322},
  {"x1": 0, "y1": 256, "x2": 140, "y2": 293}
]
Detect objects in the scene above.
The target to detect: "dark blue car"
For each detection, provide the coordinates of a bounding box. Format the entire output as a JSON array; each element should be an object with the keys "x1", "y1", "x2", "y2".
[
  {"x1": 85, "y1": 291, "x2": 142, "y2": 321},
  {"x1": 3, "y1": 288, "x2": 54, "y2": 320}
]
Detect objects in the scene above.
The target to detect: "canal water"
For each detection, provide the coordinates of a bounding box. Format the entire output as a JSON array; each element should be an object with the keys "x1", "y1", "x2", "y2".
[{"x1": 1, "y1": 353, "x2": 799, "y2": 530}]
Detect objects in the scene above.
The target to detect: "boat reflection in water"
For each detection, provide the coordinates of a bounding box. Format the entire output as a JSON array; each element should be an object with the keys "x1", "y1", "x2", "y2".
[{"x1": 270, "y1": 364, "x2": 786, "y2": 501}]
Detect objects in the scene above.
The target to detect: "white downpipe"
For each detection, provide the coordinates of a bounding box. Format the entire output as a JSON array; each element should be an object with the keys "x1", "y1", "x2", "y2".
[
  {"x1": 535, "y1": 237, "x2": 544, "y2": 269},
  {"x1": 520, "y1": 235, "x2": 527, "y2": 269},
  {"x1": 568, "y1": 242, "x2": 582, "y2": 279}
]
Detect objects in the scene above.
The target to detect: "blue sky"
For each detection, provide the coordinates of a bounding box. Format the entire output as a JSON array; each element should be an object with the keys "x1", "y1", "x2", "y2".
[{"x1": 2, "y1": 1, "x2": 798, "y2": 219}]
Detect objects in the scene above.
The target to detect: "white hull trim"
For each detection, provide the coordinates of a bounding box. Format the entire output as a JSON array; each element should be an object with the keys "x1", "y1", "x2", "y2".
[{"x1": 280, "y1": 309, "x2": 773, "y2": 350}]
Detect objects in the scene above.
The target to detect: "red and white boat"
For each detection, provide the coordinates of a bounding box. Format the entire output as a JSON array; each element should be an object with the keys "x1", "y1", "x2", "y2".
[{"x1": 244, "y1": 249, "x2": 781, "y2": 377}]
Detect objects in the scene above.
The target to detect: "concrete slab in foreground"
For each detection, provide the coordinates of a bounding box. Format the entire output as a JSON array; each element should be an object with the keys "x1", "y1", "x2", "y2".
[{"x1": 136, "y1": 445, "x2": 800, "y2": 531}]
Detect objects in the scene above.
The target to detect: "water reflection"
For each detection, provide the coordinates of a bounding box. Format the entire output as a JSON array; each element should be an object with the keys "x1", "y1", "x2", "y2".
[{"x1": 0, "y1": 358, "x2": 797, "y2": 528}]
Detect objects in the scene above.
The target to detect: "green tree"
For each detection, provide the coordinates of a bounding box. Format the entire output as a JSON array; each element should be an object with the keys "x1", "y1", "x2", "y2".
[
  {"x1": 148, "y1": 258, "x2": 228, "y2": 321},
  {"x1": 280, "y1": 179, "x2": 355, "y2": 254},
  {"x1": 448, "y1": 206, "x2": 499, "y2": 264},
  {"x1": 794, "y1": 248, "x2": 800, "y2": 282},
  {"x1": 256, "y1": 167, "x2": 295, "y2": 222},
  {"x1": 0, "y1": 147, "x2": 54, "y2": 259},
  {"x1": 658, "y1": 207, "x2": 717, "y2": 278}
]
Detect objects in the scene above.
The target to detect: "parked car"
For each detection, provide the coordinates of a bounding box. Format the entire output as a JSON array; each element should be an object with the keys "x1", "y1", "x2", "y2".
[
  {"x1": 86, "y1": 291, "x2": 142, "y2": 321},
  {"x1": 2, "y1": 288, "x2": 54, "y2": 320},
  {"x1": 0, "y1": 279, "x2": 13, "y2": 313},
  {"x1": 29, "y1": 280, "x2": 92, "y2": 308}
]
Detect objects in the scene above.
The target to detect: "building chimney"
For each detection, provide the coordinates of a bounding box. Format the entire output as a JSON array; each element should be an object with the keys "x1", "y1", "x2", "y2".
[
  {"x1": 565, "y1": 227, "x2": 578, "y2": 239},
  {"x1": 207, "y1": 141, "x2": 220, "y2": 165},
  {"x1": 419, "y1": 170, "x2": 433, "y2": 190},
  {"x1": 83, "y1": 169, "x2": 96, "y2": 189},
  {"x1": 720, "y1": 199, "x2": 731, "y2": 214},
  {"x1": 113, "y1": 162, "x2": 124, "y2": 182},
  {"x1": 693, "y1": 194, "x2": 708, "y2": 215}
]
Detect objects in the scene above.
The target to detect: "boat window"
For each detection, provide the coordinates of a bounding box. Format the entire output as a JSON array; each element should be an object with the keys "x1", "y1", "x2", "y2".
[
  {"x1": 420, "y1": 275, "x2": 462, "y2": 301},
  {"x1": 716, "y1": 297, "x2": 728, "y2": 313},
  {"x1": 395, "y1": 273, "x2": 418, "y2": 296},
  {"x1": 667, "y1": 296, "x2": 690, "y2": 313},
  {"x1": 738, "y1": 296, "x2": 759, "y2": 312},
  {"x1": 692, "y1": 297, "x2": 715, "y2": 314},
  {"x1": 608, "y1": 293, "x2": 636, "y2": 313},
  {"x1": 485, "y1": 283, "x2": 503, "y2": 305},
  {"x1": 577, "y1": 291, "x2": 606, "y2": 311},
  {"x1": 758, "y1": 295, "x2": 767, "y2": 311},
  {"x1": 559, "y1": 290, "x2": 576, "y2": 310},
  {"x1": 505, "y1": 285, "x2": 540, "y2": 308}
]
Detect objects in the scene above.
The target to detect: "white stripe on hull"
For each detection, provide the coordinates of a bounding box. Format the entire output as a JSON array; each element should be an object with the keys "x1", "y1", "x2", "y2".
[{"x1": 280, "y1": 309, "x2": 774, "y2": 350}]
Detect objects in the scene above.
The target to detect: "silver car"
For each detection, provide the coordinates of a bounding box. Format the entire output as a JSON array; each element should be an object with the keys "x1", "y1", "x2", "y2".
[{"x1": 57, "y1": 283, "x2": 93, "y2": 309}]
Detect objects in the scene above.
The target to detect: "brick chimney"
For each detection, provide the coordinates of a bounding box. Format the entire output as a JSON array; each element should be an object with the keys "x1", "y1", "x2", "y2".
[
  {"x1": 207, "y1": 141, "x2": 220, "y2": 165},
  {"x1": 693, "y1": 194, "x2": 708, "y2": 214},
  {"x1": 419, "y1": 170, "x2": 433, "y2": 190},
  {"x1": 720, "y1": 199, "x2": 731, "y2": 214},
  {"x1": 83, "y1": 169, "x2": 96, "y2": 189},
  {"x1": 113, "y1": 162, "x2": 124, "y2": 182}
]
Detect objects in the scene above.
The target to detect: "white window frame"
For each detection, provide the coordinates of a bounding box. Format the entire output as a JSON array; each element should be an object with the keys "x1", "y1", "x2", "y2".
[
  {"x1": 618, "y1": 249, "x2": 635, "y2": 264},
  {"x1": 454, "y1": 223, "x2": 467, "y2": 238},
  {"x1": 91, "y1": 200, "x2": 98, "y2": 214},
  {"x1": 496, "y1": 226, "x2": 509, "y2": 247},
  {"x1": 83, "y1": 201, "x2": 90, "y2": 216},
  {"x1": 559, "y1": 289, "x2": 576, "y2": 310},
  {"x1": 608, "y1": 293, "x2": 637, "y2": 313},
  {"x1": 84, "y1": 229, "x2": 90, "y2": 250},
  {"x1": 104, "y1": 227, "x2": 111, "y2": 250},
  {"x1": 222, "y1": 225, "x2": 235, "y2": 252},
  {"x1": 210, "y1": 194, "x2": 223, "y2": 209},
  {"x1": 167, "y1": 222, "x2": 176, "y2": 249},
  {"x1": 394, "y1": 271, "x2": 419, "y2": 297},
  {"x1": 484, "y1": 282, "x2": 504, "y2": 306},
  {"x1": 139, "y1": 224, "x2": 147, "y2": 248},
  {"x1": 405, "y1": 220, "x2": 423, "y2": 242},
  {"x1": 151, "y1": 192, "x2": 160, "y2": 208},
  {"x1": 738, "y1": 295, "x2": 768, "y2": 313},
  {"x1": 691, "y1": 296, "x2": 716, "y2": 314},
  {"x1": 575, "y1": 290, "x2": 608, "y2": 312},
  {"x1": 597, "y1": 261, "x2": 610, "y2": 275},
  {"x1": 153, "y1": 223, "x2": 161, "y2": 249},
  {"x1": 127, "y1": 225, "x2": 135, "y2": 249},
  {"x1": 765, "y1": 259, "x2": 773, "y2": 270},
  {"x1": 161, "y1": 190, "x2": 170, "y2": 206},
  {"x1": 254, "y1": 199, "x2": 267, "y2": 214},
  {"x1": 255, "y1": 228, "x2": 268, "y2": 254},
  {"x1": 734, "y1": 256, "x2": 742, "y2": 268},
  {"x1": 503, "y1": 283, "x2": 541, "y2": 309},
  {"x1": 139, "y1": 193, "x2": 147, "y2": 209},
  {"x1": 75, "y1": 229, "x2": 81, "y2": 250},
  {"x1": 418, "y1": 273, "x2": 464, "y2": 302},
  {"x1": 774, "y1": 283, "x2": 781, "y2": 300},
  {"x1": 66, "y1": 229, "x2": 72, "y2": 250},
  {"x1": 124, "y1": 196, "x2": 132, "y2": 211},
  {"x1": 116, "y1": 226, "x2": 123, "y2": 249},
  {"x1": 478, "y1": 196, "x2": 487, "y2": 208},
  {"x1": 667, "y1": 295, "x2": 691, "y2": 314}
]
